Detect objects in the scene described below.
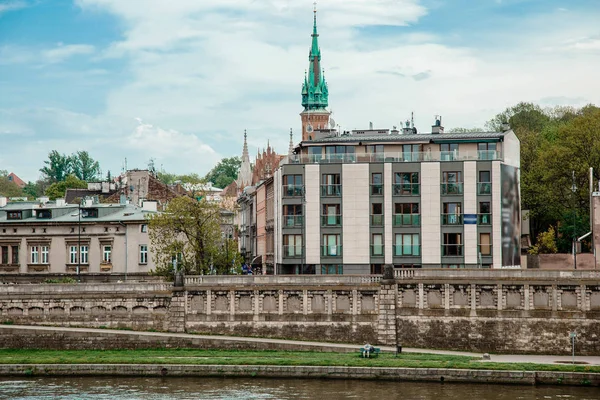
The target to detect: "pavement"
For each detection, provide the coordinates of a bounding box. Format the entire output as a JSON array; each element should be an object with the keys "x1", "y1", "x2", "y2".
[{"x1": 2, "y1": 324, "x2": 599, "y2": 366}]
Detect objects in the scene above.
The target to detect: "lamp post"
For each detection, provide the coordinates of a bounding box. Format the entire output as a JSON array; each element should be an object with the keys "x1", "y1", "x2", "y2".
[
  {"x1": 77, "y1": 202, "x2": 81, "y2": 282},
  {"x1": 224, "y1": 225, "x2": 234, "y2": 275},
  {"x1": 570, "y1": 331, "x2": 577, "y2": 364},
  {"x1": 571, "y1": 171, "x2": 577, "y2": 270}
]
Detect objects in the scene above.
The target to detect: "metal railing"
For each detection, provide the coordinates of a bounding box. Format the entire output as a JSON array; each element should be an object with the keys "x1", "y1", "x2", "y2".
[
  {"x1": 283, "y1": 215, "x2": 303, "y2": 227},
  {"x1": 441, "y1": 183, "x2": 464, "y2": 195},
  {"x1": 285, "y1": 150, "x2": 503, "y2": 165},
  {"x1": 478, "y1": 213, "x2": 492, "y2": 225},
  {"x1": 441, "y1": 214, "x2": 463, "y2": 225},
  {"x1": 321, "y1": 245, "x2": 342, "y2": 257},
  {"x1": 321, "y1": 215, "x2": 342, "y2": 226},
  {"x1": 282, "y1": 245, "x2": 303, "y2": 258},
  {"x1": 393, "y1": 214, "x2": 420, "y2": 226},
  {"x1": 442, "y1": 245, "x2": 464, "y2": 256},
  {"x1": 370, "y1": 184, "x2": 383, "y2": 196},
  {"x1": 393, "y1": 183, "x2": 420, "y2": 196},
  {"x1": 371, "y1": 244, "x2": 384, "y2": 256},
  {"x1": 370, "y1": 214, "x2": 383, "y2": 226},
  {"x1": 393, "y1": 245, "x2": 421, "y2": 256},
  {"x1": 321, "y1": 184, "x2": 342, "y2": 197},
  {"x1": 282, "y1": 185, "x2": 304, "y2": 197},
  {"x1": 477, "y1": 182, "x2": 492, "y2": 195}
]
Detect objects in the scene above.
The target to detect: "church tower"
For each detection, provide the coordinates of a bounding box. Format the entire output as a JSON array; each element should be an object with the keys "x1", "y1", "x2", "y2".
[
  {"x1": 236, "y1": 130, "x2": 252, "y2": 189},
  {"x1": 300, "y1": 5, "x2": 331, "y2": 141}
]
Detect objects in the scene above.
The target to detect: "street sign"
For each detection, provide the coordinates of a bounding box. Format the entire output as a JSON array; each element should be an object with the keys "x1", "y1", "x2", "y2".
[{"x1": 464, "y1": 214, "x2": 477, "y2": 224}]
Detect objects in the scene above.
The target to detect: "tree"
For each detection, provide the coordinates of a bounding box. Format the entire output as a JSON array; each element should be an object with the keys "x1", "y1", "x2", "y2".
[
  {"x1": 0, "y1": 171, "x2": 23, "y2": 197},
  {"x1": 528, "y1": 226, "x2": 558, "y2": 255},
  {"x1": 148, "y1": 196, "x2": 225, "y2": 276},
  {"x1": 23, "y1": 180, "x2": 45, "y2": 199},
  {"x1": 40, "y1": 150, "x2": 73, "y2": 183},
  {"x1": 448, "y1": 127, "x2": 485, "y2": 133},
  {"x1": 44, "y1": 174, "x2": 87, "y2": 200},
  {"x1": 72, "y1": 151, "x2": 101, "y2": 181},
  {"x1": 204, "y1": 157, "x2": 241, "y2": 188}
]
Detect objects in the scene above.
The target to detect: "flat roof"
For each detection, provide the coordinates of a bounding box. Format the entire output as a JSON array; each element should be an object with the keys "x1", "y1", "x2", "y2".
[{"x1": 301, "y1": 131, "x2": 509, "y2": 145}]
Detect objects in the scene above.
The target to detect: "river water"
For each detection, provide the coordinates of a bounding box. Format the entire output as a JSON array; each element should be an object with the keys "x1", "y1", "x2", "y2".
[{"x1": 0, "y1": 377, "x2": 597, "y2": 399}]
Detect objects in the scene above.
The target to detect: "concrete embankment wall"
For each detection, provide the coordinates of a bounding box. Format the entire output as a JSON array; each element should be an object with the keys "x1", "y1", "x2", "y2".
[
  {"x1": 0, "y1": 364, "x2": 598, "y2": 387},
  {"x1": 1, "y1": 271, "x2": 600, "y2": 355}
]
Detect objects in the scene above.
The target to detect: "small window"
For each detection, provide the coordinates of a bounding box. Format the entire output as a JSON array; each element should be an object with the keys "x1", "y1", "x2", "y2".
[
  {"x1": 81, "y1": 246, "x2": 89, "y2": 264},
  {"x1": 11, "y1": 246, "x2": 18, "y2": 264},
  {"x1": 140, "y1": 245, "x2": 148, "y2": 264},
  {"x1": 81, "y1": 208, "x2": 98, "y2": 218},
  {"x1": 141, "y1": 224, "x2": 148, "y2": 233},
  {"x1": 41, "y1": 246, "x2": 49, "y2": 264},
  {"x1": 102, "y1": 245, "x2": 112, "y2": 263},
  {"x1": 480, "y1": 233, "x2": 492, "y2": 256},
  {"x1": 7, "y1": 211, "x2": 22, "y2": 220},
  {"x1": 36, "y1": 210, "x2": 52, "y2": 219},
  {"x1": 30, "y1": 246, "x2": 39, "y2": 264},
  {"x1": 321, "y1": 264, "x2": 343, "y2": 274},
  {"x1": 69, "y1": 246, "x2": 78, "y2": 264}
]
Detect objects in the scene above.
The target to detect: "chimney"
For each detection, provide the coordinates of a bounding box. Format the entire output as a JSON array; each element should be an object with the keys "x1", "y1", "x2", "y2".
[
  {"x1": 142, "y1": 200, "x2": 158, "y2": 212},
  {"x1": 120, "y1": 194, "x2": 127, "y2": 205},
  {"x1": 501, "y1": 122, "x2": 511, "y2": 132},
  {"x1": 391, "y1": 126, "x2": 399, "y2": 135},
  {"x1": 369, "y1": 121, "x2": 373, "y2": 130},
  {"x1": 0, "y1": 197, "x2": 6, "y2": 207},
  {"x1": 56, "y1": 199, "x2": 66, "y2": 207},
  {"x1": 85, "y1": 198, "x2": 93, "y2": 207},
  {"x1": 431, "y1": 115, "x2": 444, "y2": 134}
]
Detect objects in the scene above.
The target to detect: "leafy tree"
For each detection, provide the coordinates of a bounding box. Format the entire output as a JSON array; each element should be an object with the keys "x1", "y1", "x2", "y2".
[
  {"x1": 72, "y1": 151, "x2": 101, "y2": 181},
  {"x1": 448, "y1": 127, "x2": 485, "y2": 133},
  {"x1": 148, "y1": 196, "x2": 226, "y2": 276},
  {"x1": 40, "y1": 150, "x2": 73, "y2": 183},
  {"x1": 0, "y1": 172, "x2": 23, "y2": 197},
  {"x1": 204, "y1": 157, "x2": 241, "y2": 189},
  {"x1": 22, "y1": 180, "x2": 45, "y2": 199},
  {"x1": 528, "y1": 226, "x2": 558, "y2": 255},
  {"x1": 44, "y1": 174, "x2": 87, "y2": 200}
]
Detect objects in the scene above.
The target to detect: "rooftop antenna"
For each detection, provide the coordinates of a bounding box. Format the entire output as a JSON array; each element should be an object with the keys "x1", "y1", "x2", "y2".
[{"x1": 411, "y1": 112, "x2": 415, "y2": 129}]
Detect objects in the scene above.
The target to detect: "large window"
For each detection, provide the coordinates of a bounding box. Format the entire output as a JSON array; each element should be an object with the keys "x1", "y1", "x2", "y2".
[
  {"x1": 371, "y1": 203, "x2": 383, "y2": 226},
  {"x1": 322, "y1": 234, "x2": 341, "y2": 257},
  {"x1": 1, "y1": 246, "x2": 8, "y2": 264},
  {"x1": 30, "y1": 246, "x2": 39, "y2": 264},
  {"x1": 321, "y1": 173, "x2": 341, "y2": 196},
  {"x1": 443, "y1": 233, "x2": 463, "y2": 256},
  {"x1": 402, "y1": 144, "x2": 421, "y2": 162},
  {"x1": 394, "y1": 234, "x2": 420, "y2": 256},
  {"x1": 479, "y1": 233, "x2": 492, "y2": 256},
  {"x1": 102, "y1": 245, "x2": 112, "y2": 263},
  {"x1": 478, "y1": 143, "x2": 497, "y2": 160},
  {"x1": 7, "y1": 211, "x2": 22, "y2": 220},
  {"x1": 371, "y1": 173, "x2": 383, "y2": 196},
  {"x1": 479, "y1": 202, "x2": 491, "y2": 225},
  {"x1": 308, "y1": 146, "x2": 322, "y2": 162},
  {"x1": 69, "y1": 246, "x2": 78, "y2": 264},
  {"x1": 478, "y1": 170, "x2": 491, "y2": 195},
  {"x1": 11, "y1": 246, "x2": 18, "y2": 264},
  {"x1": 394, "y1": 203, "x2": 419, "y2": 226},
  {"x1": 283, "y1": 235, "x2": 303, "y2": 257},
  {"x1": 140, "y1": 245, "x2": 148, "y2": 264},
  {"x1": 41, "y1": 246, "x2": 49, "y2": 264},
  {"x1": 322, "y1": 204, "x2": 341, "y2": 226},
  {"x1": 394, "y1": 172, "x2": 419, "y2": 195},
  {"x1": 441, "y1": 171, "x2": 463, "y2": 195},
  {"x1": 366, "y1": 144, "x2": 385, "y2": 161},
  {"x1": 442, "y1": 202, "x2": 462, "y2": 225},
  {"x1": 440, "y1": 143, "x2": 459, "y2": 161},
  {"x1": 372, "y1": 234, "x2": 383, "y2": 256},
  {"x1": 325, "y1": 145, "x2": 355, "y2": 162},
  {"x1": 283, "y1": 204, "x2": 303, "y2": 227},
  {"x1": 283, "y1": 175, "x2": 303, "y2": 196},
  {"x1": 80, "y1": 246, "x2": 89, "y2": 264},
  {"x1": 321, "y1": 264, "x2": 343, "y2": 274}
]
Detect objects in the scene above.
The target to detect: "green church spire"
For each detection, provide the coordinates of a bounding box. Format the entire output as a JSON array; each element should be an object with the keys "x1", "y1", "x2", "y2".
[{"x1": 301, "y1": 4, "x2": 328, "y2": 111}]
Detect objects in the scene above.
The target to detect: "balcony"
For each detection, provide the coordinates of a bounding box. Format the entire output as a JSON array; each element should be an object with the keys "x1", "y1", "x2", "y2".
[
  {"x1": 321, "y1": 215, "x2": 342, "y2": 227},
  {"x1": 321, "y1": 184, "x2": 342, "y2": 197},
  {"x1": 283, "y1": 215, "x2": 303, "y2": 227},
  {"x1": 478, "y1": 213, "x2": 492, "y2": 225},
  {"x1": 283, "y1": 245, "x2": 303, "y2": 258},
  {"x1": 442, "y1": 245, "x2": 464, "y2": 256},
  {"x1": 477, "y1": 182, "x2": 492, "y2": 195},
  {"x1": 370, "y1": 214, "x2": 383, "y2": 226},
  {"x1": 441, "y1": 214, "x2": 463, "y2": 225},
  {"x1": 393, "y1": 245, "x2": 421, "y2": 256},
  {"x1": 478, "y1": 150, "x2": 498, "y2": 160},
  {"x1": 283, "y1": 185, "x2": 304, "y2": 197},
  {"x1": 393, "y1": 214, "x2": 420, "y2": 226},
  {"x1": 393, "y1": 183, "x2": 420, "y2": 196},
  {"x1": 284, "y1": 150, "x2": 503, "y2": 165},
  {"x1": 321, "y1": 245, "x2": 342, "y2": 257},
  {"x1": 441, "y1": 183, "x2": 463, "y2": 195},
  {"x1": 371, "y1": 184, "x2": 383, "y2": 196},
  {"x1": 371, "y1": 244, "x2": 384, "y2": 257}
]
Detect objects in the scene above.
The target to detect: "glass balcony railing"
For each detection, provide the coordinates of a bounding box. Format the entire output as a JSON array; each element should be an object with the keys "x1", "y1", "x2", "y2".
[
  {"x1": 371, "y1": 244, "x2": 384, "y2": 256},
  {"x1": 441, "y1": 183, "x2": 463, "y2": 195},
  {"x1": 371, "y1": 184, "x2": 383, "y2": 196},
  {"x1": 478, "y1": 245, "x2": 493, "y2": 257},
  {"x1": 283, "y1": 185, "x2": 304, "y2": 197},
  {"x1": 321, "y1": 215, "x2": 342, "y2": 227},
  {"x1": 477, "y1": 182, "x2": 492, "y2": 195},
  {"x1": 478, "y1": 150, "x2": 498, "y2": 160},
  {"x1": 371, "y1": 214, "x2": 383, "y2": 226},
  {"x1": 284, "y1": 151, "x2": 502, "y2": 165},
  {"x1": 283, "y1": 215, "x2": 303, "y2": 227},
  {"x1": 442, "y1": 245, "x2": 464, "y2": 256},
  {"x1": 321, "y1": 245, "x2": 342, "y2": 257},
  {"x1": 282, "y1": 245, "x2": 303, "y2": 258},
  {"x1": 393, "y1": 183, "x2": 420, "y2": 196},
  {"x1": 321, "y1": 184, "x2": 342, "y2": 197},
  {"x1": 393, "y1": 214, "x2": 420, "y2": 226},
  {"x1": 441, "y1": 214, "x2": 463, "y2": 225},
  {"x1": 478, "y1": 213, "x2": 492, "y2": 225},
  {"x1": 393, "y1": 245, "x2": 421, "y2": 256}
]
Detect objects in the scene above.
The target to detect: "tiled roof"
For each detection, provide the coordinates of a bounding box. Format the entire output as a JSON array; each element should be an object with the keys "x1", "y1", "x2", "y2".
[{"x1": 0, "y1": 203, "x2": 155, "y2": 224}]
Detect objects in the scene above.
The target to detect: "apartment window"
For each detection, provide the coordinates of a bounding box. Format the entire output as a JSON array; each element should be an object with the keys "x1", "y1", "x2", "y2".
[
  {"x1": 371, "y1": 203, "x2": 383, "y2": 226},
  {"x1": 479, "y1": 202, "x2": 491, "y2": 225},
  {"x1": 283, "y1": 204, "x2": 303, "y2": 227},
  {"x1": 69, "y1": 246, "x2": 78, "y2": 264},
  {"x1": 283, "y1": 175, "x2": 303, "y2": 196},
  {"x1": 81, "y1": 208, "x2": 98, "y2": 218},
  {"x1": 479, "y1": 233, "x2": 492, "y2": 256},
  {"x1": 478, "y1": 143, "x2": 497, "y2": 160},
  {"x1": 322, "y1": 204, "x2": 341, "y2": 226},
  {"x1": 322, "y1": 234, "x2": 341, "y2": 256},
  {"x1": 11, "y1": 246, "x2": 18, "y2": 264},
  {"x1": 371, "y1": 173, "x2": 383, "y2": 195},
  {"x1": 80, "y1": 246, "x2": 89, "y2": 264},
  {"x1": 7, "y1": 211, "x2": 22, "y2": 220},
  {"x1": 442, "y1": 202, "x2": 462, "y2": 225},
  {"x1": 441, "y1": 171, "x2": 463, "y2": 195},
  {"x1": 440, "y1": 143, "x2": 459, "y2": 161},
  {"x1": 36, "y1": 210, "x2": 52, "y2": 219},
  {"x1": 283, "y1": 234, "x2": 303, "y2": 257},
  {"x1": 1, "y1": 246, "x2": 8, "y2": 264},
  {"x1": 394, "y1": 234, "x2": 420, "y2": 256},
  {"x1": 478, "y1": 170, "x2": 491, "y2": 195},
  {"x1": 41, "y1": 246, "x2": 49, "y2": 264},
  {"x1": 366, "y1": 144, "x2": 385, "y2": 161},
  {"x1": 402, "y1": 144, "x2": 421, "y2": 162},
  {"x1": 372, "y1": 234, "x2": 383, "y2": 256},
  {"x1": 371, "y1": 264, "x2": 383, "y2": 274},
  {"x1": 325, "y1": 145, "x2": 355, "y2": 162},
  {"x1": 308, "y1": 146, "x2": 322, "y2": 162},
  {"x1": 141, "y1": 224, "x2": 148, "y2": 233},
  {"x1": 394, "y1": 203, "x2": 420, "y2": 226},
  {"x1": 321, "y1": 264, "x2": 343, "y2": 275},
  {"x1": 102, "y1": 245, "x2": 112, "y2": 263},
  {"x1": 443, "y1": 233, "x2": 463, "y2": 256},
  {"x1": 394, "y1": 172, "x2": 419, "y2": 195},
  {"x1": 30, "y1": 246, "x2": 39, "y2": 264},
  {"x1": 140, "y1": 245, "x2": 148, "y2": 264},
  {"x1": 321, "y1": 173, "x2": 341, "y2": 196}
]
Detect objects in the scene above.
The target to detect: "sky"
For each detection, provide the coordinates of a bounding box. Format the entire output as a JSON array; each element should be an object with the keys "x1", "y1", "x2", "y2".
[{"x1": 1, "y1": 0, "x2": 599, "y2": 182}]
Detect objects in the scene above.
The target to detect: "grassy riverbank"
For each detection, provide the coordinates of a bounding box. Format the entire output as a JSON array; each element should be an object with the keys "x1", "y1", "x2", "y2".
[{"x1": 0, "y1": 349, "x2": 598, "y2": 373}]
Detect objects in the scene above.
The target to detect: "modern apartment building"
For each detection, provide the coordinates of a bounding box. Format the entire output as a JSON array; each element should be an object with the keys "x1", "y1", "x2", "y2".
[{"x1": 272, "y1": 122, "x2": 521, "y2": 274}]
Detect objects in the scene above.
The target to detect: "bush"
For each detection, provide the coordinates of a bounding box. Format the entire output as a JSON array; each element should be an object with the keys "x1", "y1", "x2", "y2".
[{"x1": 529, "y1": 226, "x2": 558, "y2": 255}]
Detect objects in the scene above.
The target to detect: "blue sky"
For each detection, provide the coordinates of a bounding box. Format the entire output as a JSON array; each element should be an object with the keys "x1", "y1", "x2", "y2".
[{"x1": 1, "y1": 0, "x2": 599, "y2": 182}]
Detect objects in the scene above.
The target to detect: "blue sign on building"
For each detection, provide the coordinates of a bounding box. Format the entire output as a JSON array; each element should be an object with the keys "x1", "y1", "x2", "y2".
[{"x1": 464, "y1": 214, "x2": 478, "y2": 224}]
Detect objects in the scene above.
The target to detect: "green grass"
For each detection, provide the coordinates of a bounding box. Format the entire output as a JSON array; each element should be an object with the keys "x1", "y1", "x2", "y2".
[{"x1": 0, "y1": 349, "x2": 598, "y2": 373}]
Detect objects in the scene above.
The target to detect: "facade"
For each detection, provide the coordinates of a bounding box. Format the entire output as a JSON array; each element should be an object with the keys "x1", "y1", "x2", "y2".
[{"x1": 0, "y1": 199, "x2": 156, "y2": 274}]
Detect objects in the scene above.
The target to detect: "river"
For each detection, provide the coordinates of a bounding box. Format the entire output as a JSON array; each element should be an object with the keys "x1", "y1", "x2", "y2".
[{"x1": 0, "y1": 377, "x2": 597, "y2": 399}]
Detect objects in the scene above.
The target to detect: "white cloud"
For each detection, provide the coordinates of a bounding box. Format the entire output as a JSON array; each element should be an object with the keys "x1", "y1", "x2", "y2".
[
  {"x1": 42, "y1": 43, "x2": 95, "y2": 63},
  {"x1": 0, "y1": 43, "x2": 95, "y2": 65},
  {"x1": 0, "y1": 0, "x2": 28, "y2": 15}
]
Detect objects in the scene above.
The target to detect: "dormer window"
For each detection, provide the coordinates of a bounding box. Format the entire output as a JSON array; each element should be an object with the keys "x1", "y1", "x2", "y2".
[
  {"x1": 7, "y1": 211, "x2": 22, "y2": 220},
  {"x1": 37, "y1": 210, "x2": 52, "y2": 219},
  {"x1": 81, "y1": 208, "x2": 98, "y2": 218}
]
